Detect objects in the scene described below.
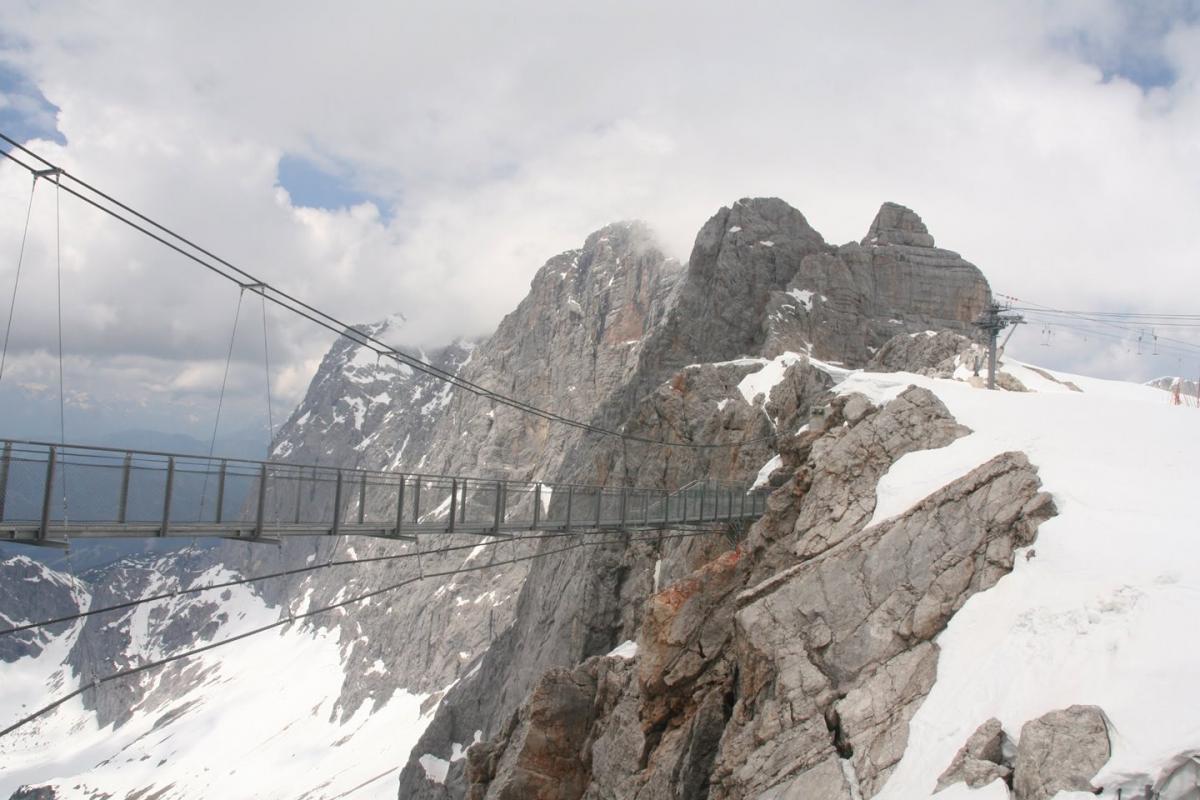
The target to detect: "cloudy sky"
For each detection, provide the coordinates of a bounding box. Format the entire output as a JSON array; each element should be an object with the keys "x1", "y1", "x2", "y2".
[{"x1": 0, "y1": 0, "x2": 1198, "y2": 446}]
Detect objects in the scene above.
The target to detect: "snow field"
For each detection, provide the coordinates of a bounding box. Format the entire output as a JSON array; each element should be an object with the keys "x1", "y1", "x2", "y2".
[
  {"x1": 1, "y1": 576, "x2": 440, "y2": 799},
  {"x1": 829, "y1": 364, "x2": 1200, "y2": 798}
]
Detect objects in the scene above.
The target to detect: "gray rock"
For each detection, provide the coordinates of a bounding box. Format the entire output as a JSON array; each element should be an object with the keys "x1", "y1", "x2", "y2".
[
  {"x1": 867, "y1": 330, "x2": 979, "y2": 377},
  {"x1": 715, "y1": 448, "x2": 1054, "y2": 798},
  {"x1": 780, "y1": 386, "x2": 971, "y2": 560},
  {"x1": 863, "y1": 201, "x2": 937, "y2": 248},
  {"x1": 0, "y1": 556, "x2": 85, "y2": 663},
  {"x1": 1012, "y1": 705, "x2": 1111, "y2": 800},
  {"x1": 936, "y1": 718, "x2": 1014, "y2": 791},
  {"x1": 463, "y1": 385, "x2": 1056, "y2": 800},
  {"x1": 762, "y1": 202, "x2": 990, "y2": 367},
  {"x1": 756, "y1": 756, "x2": 857, "y2": 800}
]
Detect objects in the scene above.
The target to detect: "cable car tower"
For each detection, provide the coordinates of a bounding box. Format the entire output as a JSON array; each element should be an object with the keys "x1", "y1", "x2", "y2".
[{"x1": 974, "y1": 300, "x2": 1024, "y2": 390}]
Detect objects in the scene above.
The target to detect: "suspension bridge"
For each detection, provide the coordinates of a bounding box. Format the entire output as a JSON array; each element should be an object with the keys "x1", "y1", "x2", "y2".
[
  {"x1": 0, "y1": 132, "x2": 772, "y2": 555},
  {"x1": 0, "y1": 437, "x2": 766, "y2": 547}
]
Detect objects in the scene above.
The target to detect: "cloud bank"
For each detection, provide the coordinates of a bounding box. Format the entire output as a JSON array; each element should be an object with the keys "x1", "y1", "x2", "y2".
[{"x1": 0, "y1": 0, "x2": 1197, "y2": 442}]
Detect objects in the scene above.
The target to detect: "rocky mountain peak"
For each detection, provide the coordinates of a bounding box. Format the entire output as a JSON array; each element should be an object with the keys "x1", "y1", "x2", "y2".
[
  {"x1": 863, "y1": 201, "x2": 936, "y2": 248},
  {"x1": 580, "y1": 219, "x2": 657, "y2": 256},
  {"x1": 699, "y1": 197, "x2": 826, "y2": 252}
]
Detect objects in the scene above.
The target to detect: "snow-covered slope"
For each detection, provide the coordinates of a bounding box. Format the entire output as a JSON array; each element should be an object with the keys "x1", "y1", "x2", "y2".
[
  {"x1": 818, "y1": 360, "x2": 1200, "y2": 798},
  {"x1": 0, "y1": 551, "x2": 455, "y2": 799}
]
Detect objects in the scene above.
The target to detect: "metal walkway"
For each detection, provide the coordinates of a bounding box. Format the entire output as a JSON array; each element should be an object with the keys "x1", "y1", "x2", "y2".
[{"x1": 0, "y1": 438, "x2": 767, "y2": 546}]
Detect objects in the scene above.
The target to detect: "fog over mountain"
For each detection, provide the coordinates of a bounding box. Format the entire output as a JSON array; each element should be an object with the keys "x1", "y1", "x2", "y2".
[{"x1": 0, "y1": 1, "x2": 1197, "y2": 443}]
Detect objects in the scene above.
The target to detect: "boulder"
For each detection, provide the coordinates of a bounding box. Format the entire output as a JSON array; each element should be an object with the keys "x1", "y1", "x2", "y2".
[
  {"x1": 936, "y1": 718, "x2": 1015, "y2": 791},
  {"x1": 1012, "y1": 705, "x2": 1111, "y2": 800}
]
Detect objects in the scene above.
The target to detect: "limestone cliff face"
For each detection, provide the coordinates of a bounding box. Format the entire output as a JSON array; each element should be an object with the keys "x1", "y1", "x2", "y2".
[
  {"x1": 415, "y1": 220, "x2": 679, "y2": 483},
  {"x1": 762, "y1": 201, "x2": 991, "y2": 363},
  {"x1": 253, "y1": 223, "x2": 680, "y2": 710},
  {"x1": 563, "y1": 198, "x2": 991, "y2": 489},
  {"x1": 396, "y1": 199, "x2": 997, "y2": 798},
  {"x1": 461, "y1": 389, "x2": 1057, "y2": 800}
]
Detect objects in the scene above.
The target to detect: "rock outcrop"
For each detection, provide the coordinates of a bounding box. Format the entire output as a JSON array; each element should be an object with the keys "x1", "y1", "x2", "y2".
[
  {"x1": 1012, "y1": 705, "x2": 1111, "y2": 800},
  {"x1": 760, "y1": 202, "x2": 990, "y2": 364},
  {"x1": 398, "y1": 199, "x2": 997, "y2": 798},
  {"x1": 936, "y1": 718, "x2": 1015, "y2": 791},
  {"x1": 934, "y1": 706, "x2": 1111, "y2": 799},
  {"x1": 867, "y1": 330, "x2": 980, "y2": 377},
  {"x1": 457, "y1": 386, "x2": 1056, "y2": 799}
]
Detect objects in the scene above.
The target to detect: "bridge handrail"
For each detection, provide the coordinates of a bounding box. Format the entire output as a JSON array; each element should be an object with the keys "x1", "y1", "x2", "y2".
[
  {"x1": 0, "y1": 436, "x2": 769, "y2": 545},
  {"x1": 0, "y1": 436, "x2": 745, "y2": 493}
]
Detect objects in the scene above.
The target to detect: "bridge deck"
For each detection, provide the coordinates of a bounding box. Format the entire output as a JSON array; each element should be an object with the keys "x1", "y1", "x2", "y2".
[{"x1": 0, "y1": 438, "x2": 767, "y2": 547}]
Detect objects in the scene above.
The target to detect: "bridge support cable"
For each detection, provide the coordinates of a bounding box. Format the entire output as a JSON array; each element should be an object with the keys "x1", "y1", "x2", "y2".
[
  {"x1": 0, "y1": 525, "x2": 732, "y2": 739},
  {"x1": 198, "y1": 288, "x2": 245, "y2": 521},
  {"x1": 0, "y1": 132, "x2": 775, "y2": 452},
  {"x1": 0, "y1": 176, "x2": 36, "y2": 387},
  {"x1": 51, "y1": 169, "x2": 70, "y2": 530},
  {"x1": 253, "y1": 284, "x2": 275, "y2": 453}
]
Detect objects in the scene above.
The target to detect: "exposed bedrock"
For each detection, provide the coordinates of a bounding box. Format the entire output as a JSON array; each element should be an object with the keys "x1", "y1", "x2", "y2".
[
  {"x1": 1011, "y1": 705, "x2": 1111, "y2": 800},
  {"x1": 936, "y1": 704, "x2": 1113, "y2": 799},
  {"x1": 399, "y1": 197, "x2": 995, "y2": 798},
  {"x1": 461, "y1": 387, "x2": 1056, "y2": 799}
]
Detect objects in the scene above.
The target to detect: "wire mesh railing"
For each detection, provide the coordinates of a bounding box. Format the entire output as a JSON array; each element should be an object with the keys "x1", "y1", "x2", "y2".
[{"x1": 0, "y1": 438, "x2": 770, "y2": 546}]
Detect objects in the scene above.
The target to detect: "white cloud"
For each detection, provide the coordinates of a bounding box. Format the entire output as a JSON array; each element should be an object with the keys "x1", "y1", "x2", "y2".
[{"x1": 0, "y1": 0, "x2": 1197, "y2": 441}]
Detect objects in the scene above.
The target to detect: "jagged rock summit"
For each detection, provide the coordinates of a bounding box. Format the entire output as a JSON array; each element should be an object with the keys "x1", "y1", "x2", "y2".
[
  {"x1": 863, "y1": 201, "x2": 937, "y2": 247},
  {"x1": 394, "y1": 198, "x2": 997, "y2": 798}
]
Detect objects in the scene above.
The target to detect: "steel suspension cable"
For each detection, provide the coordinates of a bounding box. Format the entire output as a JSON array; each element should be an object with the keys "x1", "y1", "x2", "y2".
[
  {"x1": 198, "y1": 288, "x2": 245, "y2": 520},
  {"x1": 0, "y1": 176, "x2": 36, "y2": 386},
  {"x1": 0, "y1": 134, "x2": 774, "y2": 451},
  {"x1": 260, "y1": 290, "x2": 275, "y2": 452},
  {"x1": 52, "y1": 172, "x2": 69, "y2": 525}
]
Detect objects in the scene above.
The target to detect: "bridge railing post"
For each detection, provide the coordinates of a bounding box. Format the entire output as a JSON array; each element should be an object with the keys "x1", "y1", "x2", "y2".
[
  {"x1": 0, "y1": 441, "x2": 11, "y2": 523},
  {"x1": 294, "y1": 467, "x2": 304, "y2": 524},
  {"x1": 38, "y1": 446, "x2": 56, "y2": 542},
  {"x1": 532, "y1": 483, "x2": 540, "y2": 530},
  {"x1": 663, "y1": 489, "x2": 670, "y2": 526},
  {"x1": 357, "y1": 471, "x2": 367, "y2": 525},
  {"x1": 449, "y1": 478, "x2": 458, "y2": 533},
  {"x1": 492, "y1": 481, "x2": 504, "y2": 533},
  {"x1": 332, "y1": 470, "x2": 344, "y2": 537},
  {"x1": 565, "y1": 485, "x2": 573, "y2": 532},
  {"x1": 501, "y1": 481, "x2": 508, "y2": 528},
  {"x1": 619, "y1": 488, "x2": 627, "y2": 530},
  {"x1": 394, "y1": 476, "x2": 405, "y2": 538},
  {"x1": 254, "y1": 463, "x2": 268, "y2": 539},
  {"x1": 215, "y1": 459, "x2": 227, "y2": 524},
  {"x1": 160, "y1": 456, "x2": 175, "y2": 537},
  {"x1": 459, "y1": 479, "x2": 467, "y2": 525},
  {"x1": 412, "y1": 477, "x2": 421, "y2": 525}
]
